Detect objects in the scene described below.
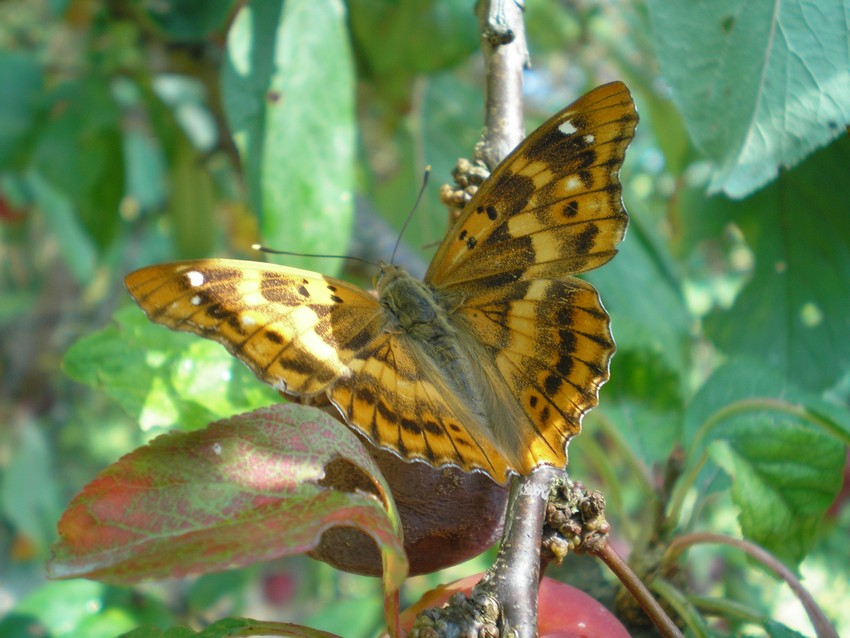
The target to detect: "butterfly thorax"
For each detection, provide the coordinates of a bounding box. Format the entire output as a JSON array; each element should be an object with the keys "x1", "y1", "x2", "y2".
[{"x1": 376, "y1": 264, "x2": 453, "y2": 341}]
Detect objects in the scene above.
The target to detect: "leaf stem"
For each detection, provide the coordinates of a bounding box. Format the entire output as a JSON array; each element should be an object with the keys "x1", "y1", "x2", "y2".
[{"x1": 664, "y1": 532, "x2": 839, "y2": 638}]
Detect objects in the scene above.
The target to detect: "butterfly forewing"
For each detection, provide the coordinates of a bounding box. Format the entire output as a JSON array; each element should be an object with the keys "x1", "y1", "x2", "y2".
[
  {"x1": 425, "y1": 82, "x2": 637, "y2": 288},
  {"x1": 125, "y1": 260, "x2": 386, "y2": 397}
]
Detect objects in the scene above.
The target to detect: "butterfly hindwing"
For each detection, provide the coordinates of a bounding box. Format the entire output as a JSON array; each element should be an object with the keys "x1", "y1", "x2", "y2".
[
  {"x1": 451, "y1": 277, "x2": 615, "y2": 471},
  {"x1": 125, "y1": 259, "x2": 386, "y2": 397},
  {"x1": 328, "y1": 332, "x2": 512, "y2": 478},
  {"x1": 426, "y1": 81, "x2": 637, "y2": 288}
]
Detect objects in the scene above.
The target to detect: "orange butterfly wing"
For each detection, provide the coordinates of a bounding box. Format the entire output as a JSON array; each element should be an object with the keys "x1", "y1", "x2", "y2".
[
  {"x1": 125, "y1": 260, "x2": 385, "y2": 397},
  {"x1": 426, "y1": 81, "x2": 636, "y2": 286}
]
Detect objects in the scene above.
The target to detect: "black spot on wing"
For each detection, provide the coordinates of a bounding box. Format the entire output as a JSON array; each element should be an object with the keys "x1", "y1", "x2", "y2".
[
  {"x1": 490, "y1": 173, "x2": 535, "y2": 217},
  {"x1": 265, "y1": 331, "x2": 284, "y2": 344},
  {"x1": 474, "y1": 269, "x2": 523, "y2": 288},
  {"x1": 555, "y1": 355, "x2": 573, "y2": 378},
  {"x1": 422, "y1": 419, "x2": 445, "y2": 437},
  {"x1": 345, "y1": 326, "x2": 377, "y2": 351},
  {"x1": 563, "y1": 200, "x2": 579, "y2": 218},
  {"x1": 399, "y1": 416, "x2": 420, "y2": 434},
  {"x1": 575, "y1": 148, "x2": 597, "y2": 169},
  {"x1": 197, "y1": 267, "x2": 241, "y2": 284},
  {"x1": 206, "y1": 304, "x2": 232, "y2": 320},
  {"x1": 376, "y1": 399, "x2": 397, "y2": 424},
  {"x1": 476, "y1": 205, "x2": 498, "y2": 220},
  {"x1": 574, "y1": 223, "x2": 599, "y2": 254},
  {"x1": 227, "y1": 315, "x2": 247, "y2": 335},
  {"x1": 544, "y1": 374, "x2": 562, "y2": 396}
]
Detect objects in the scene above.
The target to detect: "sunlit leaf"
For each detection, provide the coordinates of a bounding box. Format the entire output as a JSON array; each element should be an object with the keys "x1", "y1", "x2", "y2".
[
  {"x1": 703, "y1": 137, "x2": 850, "y2": 392},
  {"x1": 684, "y1": 361, "x2": 846, "y2": 564},
  {"x1": 63, "y1": 305, "x2": 280, "y2": 431},
  {"x1": 48, "y1": 405, "x2": 407, "y2": 593},
  {"x1": 649, "y1": 0, "x2": 850, "y2": 198},
  {"x1": 222, "y1": 0, "x2": 355, "y2": 274}
]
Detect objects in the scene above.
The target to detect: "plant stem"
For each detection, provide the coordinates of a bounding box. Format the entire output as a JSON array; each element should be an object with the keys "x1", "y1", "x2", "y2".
[
  {"x1": 665, "y1": 532, "x2": 839, "y2": 638},
  {"x1": 594, "y1": 541, "x2": 684, "y2": 638}
]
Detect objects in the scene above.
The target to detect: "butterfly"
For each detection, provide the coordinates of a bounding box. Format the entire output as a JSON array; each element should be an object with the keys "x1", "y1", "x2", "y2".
[{"x1": 125, "y1": 81, "x2": 638, "y2": 483}]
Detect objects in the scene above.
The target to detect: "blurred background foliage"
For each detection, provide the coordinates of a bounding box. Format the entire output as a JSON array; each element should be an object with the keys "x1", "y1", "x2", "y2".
[{"x1": 0, "y1": 0, "x2": 848, "y2": 637}]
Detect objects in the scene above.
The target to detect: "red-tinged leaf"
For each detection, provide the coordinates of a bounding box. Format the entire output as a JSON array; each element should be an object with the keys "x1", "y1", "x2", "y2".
[
  {"x1": 120, "y1": 617, "x2": 344, "y2": 637},
  {"x1": 48, "y1": 404, "x2": 408, "y2": 594}
]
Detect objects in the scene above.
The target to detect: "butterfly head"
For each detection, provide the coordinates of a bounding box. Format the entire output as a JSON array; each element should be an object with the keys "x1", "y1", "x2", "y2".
[{"x1": 373, "y1": 262, "x2": 404, "y2": 294}]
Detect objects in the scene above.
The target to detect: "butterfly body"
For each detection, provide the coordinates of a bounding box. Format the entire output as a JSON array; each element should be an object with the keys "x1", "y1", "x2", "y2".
[{"x1": 126, "y1": 82, "x2": 638, "y2": 483}]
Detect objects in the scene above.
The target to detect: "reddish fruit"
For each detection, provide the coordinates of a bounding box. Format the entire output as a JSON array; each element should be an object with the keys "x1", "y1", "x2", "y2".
[{"x1": 392, "y1": 573, "x2": 630, "y2": 637}]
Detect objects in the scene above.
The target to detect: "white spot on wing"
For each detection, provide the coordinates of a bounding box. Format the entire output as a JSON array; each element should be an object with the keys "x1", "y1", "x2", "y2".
[
  {"x1": 186, "y1": 270, "x2": 205, "y2": 287},
  {"x1": 191, "y1": 295, "x2": 201, "y2": 306},
  {"x1": 212, "y1": 442, "x2": 222, "y2": 455},
  {"x1": 564, "y1": 176, "x2": 581, "y2": 192},
  {"x1": 584, "y1": 134, "x2": 595, "y2": 144},
  {"x1": 559, "y1": 120, "x2": 577, "y2": 135},
  {"x1": 243, "y1": 293, "x2": 265, "y2": 307},
  {"x1": 241, "y1": 315, "x2": 256, "y2": 327}
]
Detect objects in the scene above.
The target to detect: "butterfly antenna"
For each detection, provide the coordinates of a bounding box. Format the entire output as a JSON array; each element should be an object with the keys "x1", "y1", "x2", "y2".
[
  {"x1": 390, "y1": 165, "x2": 431, "y2": 265},
  {"x1": 252, "y1": 245, "x2": 377, "y2": 268}
]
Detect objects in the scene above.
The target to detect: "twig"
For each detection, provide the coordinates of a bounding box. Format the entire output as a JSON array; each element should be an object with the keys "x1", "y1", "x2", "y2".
[
  {"x1": 475, "y1": 0, "x2": 528, "y2": 168},
  {"x1": 594, "y1": 541, "x2": 684, "y2": 638},
  {"x1": 482, "y1": 465, "x2": 560, "y2": 637}
]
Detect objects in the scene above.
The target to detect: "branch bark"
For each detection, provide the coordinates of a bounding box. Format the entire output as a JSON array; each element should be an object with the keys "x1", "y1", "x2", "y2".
[
  {"x1": 470, "y1": 3, "x2": 546, "y2": 637},
  {"x1": 475, "y1": 0, "x2": 529, "y2": 169}
]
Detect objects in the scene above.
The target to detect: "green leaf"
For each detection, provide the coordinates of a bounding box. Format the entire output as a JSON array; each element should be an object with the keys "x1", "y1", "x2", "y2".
[
  {"x1": 62, "y1": 305, "x2": 280, "y2": 430},
  {"x1": 685, "y1": 361, "x2": 846, "y2": 564},
  {"x1": 349, "y1": 0, "x2": 478, "y2": 78},
  {"x1": 364, "y1": 70, "x2": 484, "y2": 265},
  {"x1": 762, "y1": 621, "x2": 810, "y2": 638},
  {"x1": 167, "y1": 135, "x2": 217, "y2": 258},
  {"x1": 585, "y1": 205, "x2": 690, "y2": 458},
  {"x1": 703, "y1": 137, "x2": 850, "y2": 391},
  {"x1": 32, "y1": 77, "x2": 125, "y2": 247},
  {"x1": 27, "y1": 170, "x2": 97, "y2": 284},
  {"x1": 144, "y1": 1, "x2": 234, "y2": 41},
  {"x1": 222, "y1": 0, "x2": 355, "y2": 273},
  {"x1": 47, "y1": 405, "x2": 407, "y2": 594},
  {"x1": 587, "y1": 205, "x2": 691, "y2": 379},
  {"x1": 0, "y1": 418, "x2": 60, "y2": 552},
  {"x1": 0, "y1": 51, "x2": 44, "y2": 168},
  {"x1": 648, "y1": 0, "x2": 850, "y2": 198},
  {"x1": 0, "y1": 580, "x2": 112, "y2": 637}
]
